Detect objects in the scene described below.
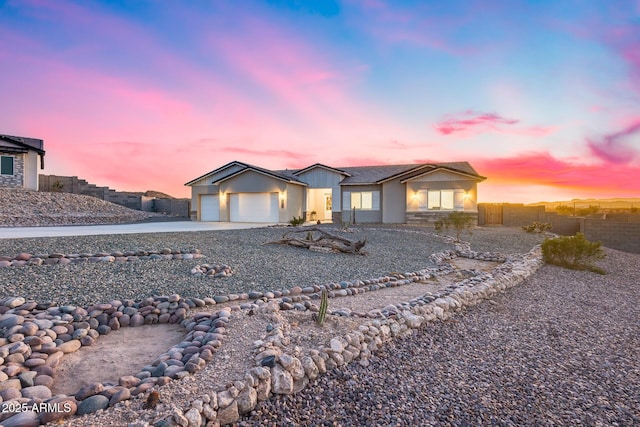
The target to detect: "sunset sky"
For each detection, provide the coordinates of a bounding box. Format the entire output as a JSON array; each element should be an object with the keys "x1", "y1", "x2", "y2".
[{"x1": 1, "y1": 0, "x2": 639, "y2": 202}]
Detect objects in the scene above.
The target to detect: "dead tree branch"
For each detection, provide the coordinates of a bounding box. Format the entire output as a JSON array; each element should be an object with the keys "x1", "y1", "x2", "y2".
[{"x1": 263, "y1": 227, "x2": 367, "y2": 254}]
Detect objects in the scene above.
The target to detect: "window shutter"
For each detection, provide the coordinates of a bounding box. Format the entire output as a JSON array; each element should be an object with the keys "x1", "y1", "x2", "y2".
[
  {"x1": 372, "y1": 191, "x2": 380, "y2": 210},
  {"x1": 342, "y1": 192, "x2": 350, "y2": 211}
]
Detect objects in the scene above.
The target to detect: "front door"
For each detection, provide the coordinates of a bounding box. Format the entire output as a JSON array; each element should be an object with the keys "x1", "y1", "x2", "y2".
[{"x1": 324, "y1": 194, "x2": 332, "y2": 221}]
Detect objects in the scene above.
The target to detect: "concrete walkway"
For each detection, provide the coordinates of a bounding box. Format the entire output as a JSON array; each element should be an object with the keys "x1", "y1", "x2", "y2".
[{"x1": 0, "y1": 221, "x2": 274, "y2": 239}]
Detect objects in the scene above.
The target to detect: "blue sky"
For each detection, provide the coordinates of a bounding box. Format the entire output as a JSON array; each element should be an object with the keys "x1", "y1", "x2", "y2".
[{"x1": 1, "y1": 0, "x2": 639, "y2": 201}]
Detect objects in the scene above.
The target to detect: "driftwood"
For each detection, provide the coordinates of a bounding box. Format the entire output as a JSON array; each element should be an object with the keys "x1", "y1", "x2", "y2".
[{"x1": 264, "y1": 227, "x2": 367, "y2": 254}]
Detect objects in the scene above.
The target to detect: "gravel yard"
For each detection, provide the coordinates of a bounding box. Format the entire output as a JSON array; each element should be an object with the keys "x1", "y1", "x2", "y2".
[
  {"x1": 239, "y1": 246, "x2": 640, "y2": 426},
  {"x1": 0, "y1": 225, "x2": 546, "y2": 307},
  {"x1": 3, "y1": 224, "x2": 636, "y2": 426}
]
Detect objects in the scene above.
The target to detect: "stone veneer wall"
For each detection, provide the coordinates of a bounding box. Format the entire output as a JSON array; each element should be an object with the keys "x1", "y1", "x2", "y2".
[
  {"x1": 0, "y1": 153, "x2": 23, "y2": 187},
  {"x1": 406, "y1": 211, "x2": 478, "y2": 225}
]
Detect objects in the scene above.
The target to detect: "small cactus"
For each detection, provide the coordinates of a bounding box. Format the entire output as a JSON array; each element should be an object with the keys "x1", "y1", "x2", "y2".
[{"x1": 315, "y1": 289, "x2": 329, "y2": 326}]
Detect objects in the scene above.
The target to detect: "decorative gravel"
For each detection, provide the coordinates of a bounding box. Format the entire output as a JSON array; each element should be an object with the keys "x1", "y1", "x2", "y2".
[
  {"x1": 238, "y1": 246, "x2": 640, "y2": 426},
  {"x1": 0, "y1": 226, "x2": 547, "y2": 307}
]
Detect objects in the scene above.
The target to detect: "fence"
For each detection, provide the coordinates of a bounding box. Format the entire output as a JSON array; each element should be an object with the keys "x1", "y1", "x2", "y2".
[
  {"x1": 39, "y1": 174, "x2": 190, "y2": 217},
  {"x1": 478, "y1": 203, "x2": 640, "y2": 254}
]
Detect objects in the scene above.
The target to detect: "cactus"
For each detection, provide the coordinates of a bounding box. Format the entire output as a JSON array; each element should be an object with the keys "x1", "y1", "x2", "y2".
[{"x1": 316, "y1": 289, "x2": 329, "y2": 326}]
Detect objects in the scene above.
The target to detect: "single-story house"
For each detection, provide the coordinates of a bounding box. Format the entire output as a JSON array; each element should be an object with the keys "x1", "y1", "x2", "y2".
[
  {"x1": 0, "y1": 134, "x2": 45, "y2": 190},
  {"x1": 185, "y1": 161, "x2": 486, "y2": 224}
]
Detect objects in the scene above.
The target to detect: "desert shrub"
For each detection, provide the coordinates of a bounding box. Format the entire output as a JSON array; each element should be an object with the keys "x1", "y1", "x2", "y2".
[
  {"x1": 576, "y1": 205, "x2": 600, "y2": 216},
  {"x1": 434, "y1": 211, "x2": 475, "y2": 242},
  {"x1": 522, "y1": 221, "x2": 552, "y2": 233},
  {"x1": 541, "y1": 233, "x2": 606, "y2": 274},
  {"x1": 555, "y1": 205, "x2": 574, "y2": 216},
  {"x1": 289, "y1": 216, "x2": 305, "y2": 226}
]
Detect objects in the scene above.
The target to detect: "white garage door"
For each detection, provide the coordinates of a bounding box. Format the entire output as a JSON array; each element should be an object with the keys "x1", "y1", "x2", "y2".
[
  {"x1": 200, "y1": 194, "x2": 220, "y2": 221},
  {"x1": 230, "y1": 193, "x2": 279, "y2": 223}
]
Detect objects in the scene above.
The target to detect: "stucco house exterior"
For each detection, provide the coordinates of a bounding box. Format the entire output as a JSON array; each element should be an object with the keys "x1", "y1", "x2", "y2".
[
  {"x1": 0, "y1": 134, "x2": 45, "y2": 190},
  {"x1": 185, "y1": 161, "x2": 486, "y2": 224}
]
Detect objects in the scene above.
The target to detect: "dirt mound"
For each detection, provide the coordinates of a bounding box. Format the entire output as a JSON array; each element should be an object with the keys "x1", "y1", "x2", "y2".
[{"x1": 0, "y1": 187, "x2": 157, "y2": 227}]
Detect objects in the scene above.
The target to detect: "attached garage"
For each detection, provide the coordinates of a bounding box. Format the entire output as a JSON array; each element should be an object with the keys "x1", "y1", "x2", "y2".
[
  {"x1": 200, "y1": 194, "x2": 220, "y2": 221},
  {"x1": 230, "y1": 192, "x2": 278, "y2": 223}
]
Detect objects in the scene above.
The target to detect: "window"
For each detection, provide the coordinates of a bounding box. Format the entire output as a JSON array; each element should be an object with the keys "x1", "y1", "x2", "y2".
[
  {"x1": 416, "y1": 189, "x2": 463, "y2": 211},
  {"x1": 343, "y1": 191, "x2": 380, "y2": 210},
  {"x1": 0, "y1": 156, "x2": 14, "y2": 175}
]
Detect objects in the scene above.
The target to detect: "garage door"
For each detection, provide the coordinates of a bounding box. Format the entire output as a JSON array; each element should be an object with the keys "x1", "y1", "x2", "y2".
[
  {"x1": 200, "y1": 195, "x2": 220, "y2": 221},
  {"x1": 230, "y1": 193, "x2": 279, "y2": 223}
]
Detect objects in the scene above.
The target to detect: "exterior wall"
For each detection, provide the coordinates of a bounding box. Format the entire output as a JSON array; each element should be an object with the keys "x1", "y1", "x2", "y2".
[
  {"x1": 501, "y1": 204, "x2": 545, "y2": 226},
  {"x1": 155, "y1": 198, "x2": 190, "y2": 217},
  {"x1": 219, "y1": 170, "x2": 288, "y2": 194},
  {"x1": 341, "y1": 184, "x2": 383, "y2": 223},
  {"x1": 405, "y1": 179, "x2": 478, "y2": 212},
  {"x1": 23, "y1": 151, "x2": 40, "y2": 190},
  {"x1": 381, "y1": 180, "x2": 406, "y2": 223},
  {"x1": 191, "y1": 185, "x2": 219, "y2": 220},
  {"x1": 283, "y1": 183, "x2": 304, "y2": 222},
  {"x1": 584, "y1": 219, "x2": 640, "y2": 254},
  {"x1": 38, "y1": 174, "x2": 189, "y2": 216},
  {"x1": 478, "y1": 203, "x2": 582, "y2": 236},
  {"x1": 0, "y1": 153, "x2": 23, "y2": 187},
  {"x1": 295, "y1": 167, "x2": 343, "y2": 214},
  {"x1": 215, "y1": 171, "x2": 305, "y2": 223}
]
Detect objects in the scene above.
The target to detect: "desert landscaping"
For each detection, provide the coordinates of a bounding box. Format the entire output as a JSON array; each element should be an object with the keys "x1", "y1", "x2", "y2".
[{"x1": 0, "y1": 190, "x2": 638, "y2": 426}]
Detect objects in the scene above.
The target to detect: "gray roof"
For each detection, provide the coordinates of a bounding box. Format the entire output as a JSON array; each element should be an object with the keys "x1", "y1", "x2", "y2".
[
  {"x1": 324, "y1": 162, "x2": 484, "y2": 184},
  {"x1": 0, "y1": 134, "x2": 45, "y2": 154},
  {"x1": 187, "y1": 160, "x2": 485, "y2": 187},
  {"x1": 185, "y1": 161, "x2": 307, "y2": 186}
]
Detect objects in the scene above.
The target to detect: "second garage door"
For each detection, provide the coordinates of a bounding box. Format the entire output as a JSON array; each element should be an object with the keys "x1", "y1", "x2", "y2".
[{"x1": 230, "y1": 193, "x2": 279, "y2": 223}]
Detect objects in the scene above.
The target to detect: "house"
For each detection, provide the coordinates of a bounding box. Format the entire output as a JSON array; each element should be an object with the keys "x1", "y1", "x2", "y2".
[
  {"x1": 185, "y1": 161, "x2": 486, "y2": 224},
  {"x1": 0, "y1": 134, "x2": 45, "y2": 190}
]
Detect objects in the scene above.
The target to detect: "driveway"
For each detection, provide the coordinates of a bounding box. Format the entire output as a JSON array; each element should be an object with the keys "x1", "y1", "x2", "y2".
[{"x1": 0, "y1": 221, "x2": 274, "y2": 239}]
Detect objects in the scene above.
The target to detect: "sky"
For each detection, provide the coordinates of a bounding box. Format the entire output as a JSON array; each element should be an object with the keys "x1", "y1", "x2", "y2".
[{"x1": 1, "y1": 0, "x2": 639, "y2": 203}]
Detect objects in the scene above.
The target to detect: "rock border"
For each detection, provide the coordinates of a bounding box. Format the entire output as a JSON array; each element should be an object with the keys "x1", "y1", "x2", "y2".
[{"x1": 0, "y1": 249, "x2": 205, "y2": 268}]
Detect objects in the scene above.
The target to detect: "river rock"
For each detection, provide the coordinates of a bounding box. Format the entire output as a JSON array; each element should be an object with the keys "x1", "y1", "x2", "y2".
[{"x1": 76, "y1": 394, "x2": 109, "y2": 415}]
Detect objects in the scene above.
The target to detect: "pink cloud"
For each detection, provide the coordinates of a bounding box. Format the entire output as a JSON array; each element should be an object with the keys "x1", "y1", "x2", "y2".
[
  {"x1": 474, "y1": 152, "x2": 640, "y2": 195},
  {"x1": 434, "y1": 111, "x2": 518, "y2": 135},
  {"x1": 434, "y1": 110, "x2": 557, "y2": 137},
  {"x1": 586, "y1": 121, "x2": 640, "y2": 164}
]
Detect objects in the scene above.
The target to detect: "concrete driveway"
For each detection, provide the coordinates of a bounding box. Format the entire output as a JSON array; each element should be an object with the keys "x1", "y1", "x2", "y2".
[{"x1": 0, "y1": 221, "x2": 274, "y2": 239}]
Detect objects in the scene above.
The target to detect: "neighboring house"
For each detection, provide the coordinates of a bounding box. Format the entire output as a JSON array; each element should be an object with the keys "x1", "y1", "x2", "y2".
[
  {"x1": 185, "y1": 161, "x2": 486, "y2": 224},
  {"x1": 0, "y1": 134, "x2": 45, "y2": 190}
]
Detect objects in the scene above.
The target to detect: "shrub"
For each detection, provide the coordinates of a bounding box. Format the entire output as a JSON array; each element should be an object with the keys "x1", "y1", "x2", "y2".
[
  {"x1": 289, "y1": 216, "x2": 305, "y2": 226},
  {"x1": 434, "y1": 211, "x2": 475, "y2": 242},
  {"x1": 541, "y1": 233, "x2": 606, "y2": 274},
  {"x1": 522, "y1": 221, "x2": 552, "y2": 233}
]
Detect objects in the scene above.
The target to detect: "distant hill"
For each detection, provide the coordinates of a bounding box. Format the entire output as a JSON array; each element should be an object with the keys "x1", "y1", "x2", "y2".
[{"x1": 527, "y1": 198, "x2": 640, "y2": 211}]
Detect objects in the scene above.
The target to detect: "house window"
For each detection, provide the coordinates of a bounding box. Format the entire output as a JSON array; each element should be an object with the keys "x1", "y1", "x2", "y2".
[
  {"x1": 1, "y1": 156, "x2": 14, "y2": 175},
  {"x1": 344, "y1": 191, "x2": 380, "y2": 210},
  {"x1": 417, "y1": 189, "x2": 462, "y2": 210}
]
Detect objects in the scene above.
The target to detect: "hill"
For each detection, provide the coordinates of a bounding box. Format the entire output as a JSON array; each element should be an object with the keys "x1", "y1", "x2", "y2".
[
  {"x1": 527, "y1": 198, "x2": 640, "y2": 211},
  {"x1": 0, "y1": 188, "x2": 158, "y2": 227}
]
